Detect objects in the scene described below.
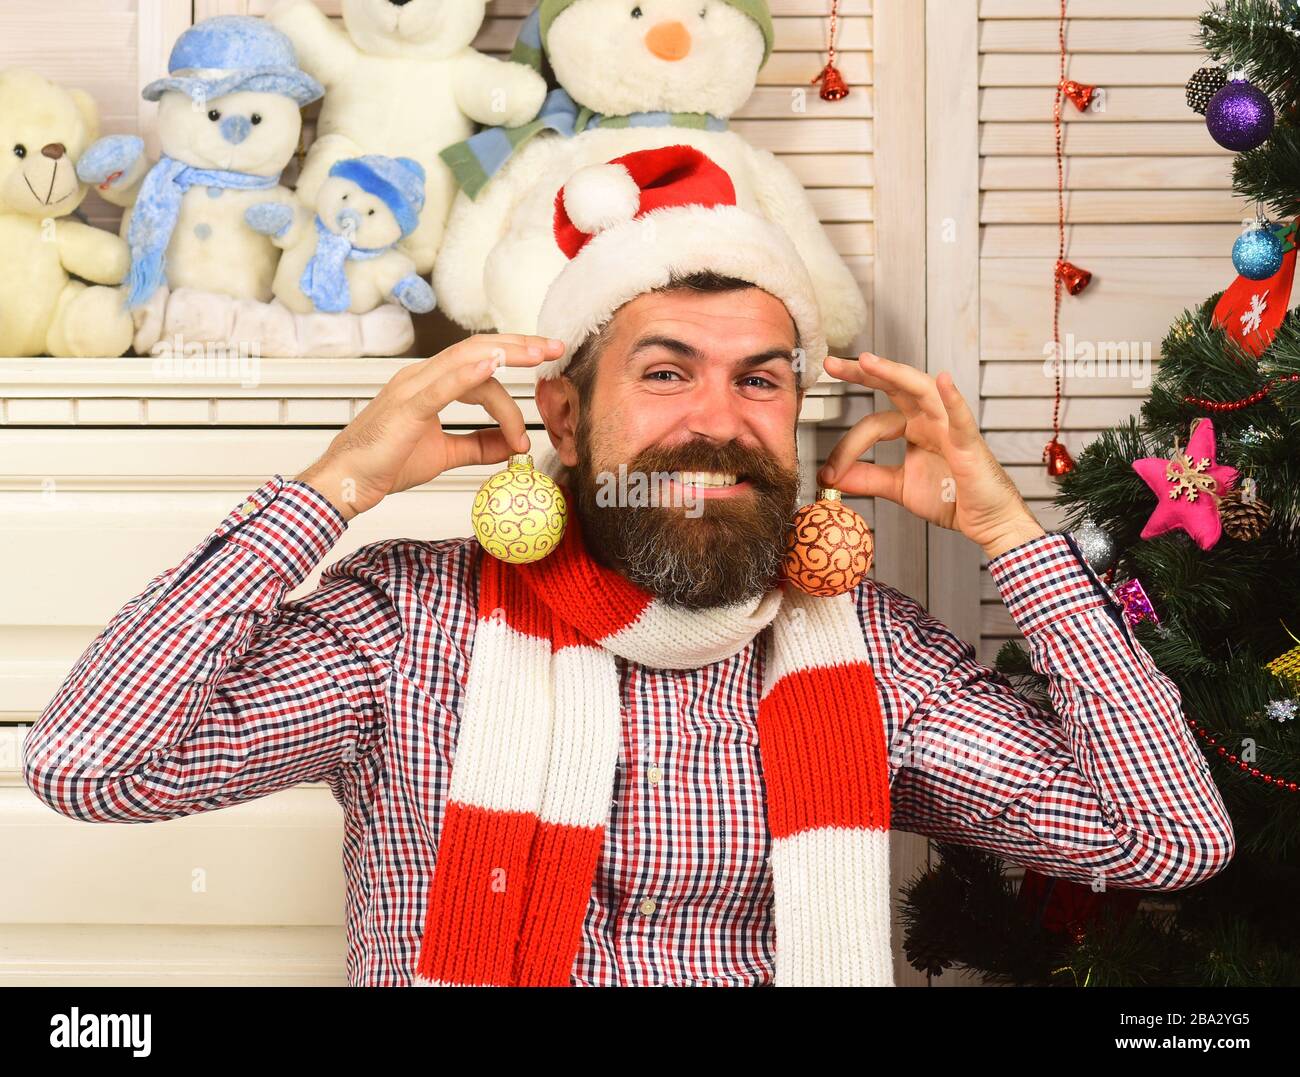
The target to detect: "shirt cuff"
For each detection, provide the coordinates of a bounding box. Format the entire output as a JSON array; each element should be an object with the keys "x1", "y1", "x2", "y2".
[
  {"x1": 986, "y1": 531, "x2": 1121, "y2": 636},
  {"x1": 217, "y1": 474, "x2": 349, "y2": 589}
]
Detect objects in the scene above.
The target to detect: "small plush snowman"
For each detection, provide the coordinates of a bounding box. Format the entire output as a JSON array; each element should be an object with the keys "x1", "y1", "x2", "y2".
[
  {"x1": 432, "y1": 0, "x2": 867, "y2": 351},
  {"x1": 268, "y1": 0, "x2": 548, "y2": 276},
  {"x1": 247, "y1": 155, "x2": 436, "y2": 316}
]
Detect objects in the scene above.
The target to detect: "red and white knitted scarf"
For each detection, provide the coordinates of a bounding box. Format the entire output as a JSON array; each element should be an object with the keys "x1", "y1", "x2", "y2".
[{"x1": 414, "y1": 502, "x2": 894, "y2": 987}]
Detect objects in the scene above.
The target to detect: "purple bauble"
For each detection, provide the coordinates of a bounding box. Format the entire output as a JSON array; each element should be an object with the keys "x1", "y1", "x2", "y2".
[{"x1": 1206, "y1": 78, "x2": 1274, "y2": 151}]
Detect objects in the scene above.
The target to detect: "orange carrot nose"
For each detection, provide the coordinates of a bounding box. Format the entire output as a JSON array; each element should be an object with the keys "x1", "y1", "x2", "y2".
[{"x1": 645, "y1": 20, "x2": 691, "y2": 60}]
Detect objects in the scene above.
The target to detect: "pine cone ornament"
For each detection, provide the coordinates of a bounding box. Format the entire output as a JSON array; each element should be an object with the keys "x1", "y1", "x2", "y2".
[
  {"x1": 1219, "y1": 484, "x2": 1272, "y2": 541},
  {"x1": 904, "y1": 933, "x2": 956, "y2": 978},
  {"x1": 1186, "y1": 63, "x2": 1228, "y2": 116}
]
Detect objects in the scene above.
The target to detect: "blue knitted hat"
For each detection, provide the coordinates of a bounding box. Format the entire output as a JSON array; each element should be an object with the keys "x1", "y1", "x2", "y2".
[
  {"x1": 328, "y1": 155, "x2": 427, "y2": 238},
  {"x1": 143, "y1": 15, "x2": 323, "y2": 107}
]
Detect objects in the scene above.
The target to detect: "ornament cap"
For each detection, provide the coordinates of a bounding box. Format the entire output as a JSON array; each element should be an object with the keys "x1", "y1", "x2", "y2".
[
  {"x1": 817, "y1": 487, "x2": 842, "y2": 502},
  {"x1": 507, "y1": 453, "x2": 534, "y2": 470}
]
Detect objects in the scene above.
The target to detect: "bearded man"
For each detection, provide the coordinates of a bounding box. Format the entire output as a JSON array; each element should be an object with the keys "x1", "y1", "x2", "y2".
[{"x1": 25, "y1": 146, "x2": 1234, "y2": 988}]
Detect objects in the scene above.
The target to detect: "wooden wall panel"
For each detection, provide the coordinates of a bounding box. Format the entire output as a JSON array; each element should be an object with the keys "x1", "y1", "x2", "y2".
[
  {"x1": 975, "y1": 0, "x2": 1234, "y2": 658},
  {"x1": 0, "y1": 0, "x2": 188, "y2": 229}
]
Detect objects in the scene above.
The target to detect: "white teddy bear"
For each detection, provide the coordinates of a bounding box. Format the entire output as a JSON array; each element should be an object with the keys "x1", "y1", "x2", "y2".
[
  {"x1": 0, "y1": 68, "x2": 134, "y2": 357},
  {"x1": 79, "y1": 15, "x2": 415, "y2": 357},
  {"x1": 269, "y1": 0, "x2": 549, "y2": 275},
  {"x1": 248, "y1": 154, "x2": 436, "y2": 316},
  {"x1": 432, "y1": 0, "x2": 868, "y2": 351}
]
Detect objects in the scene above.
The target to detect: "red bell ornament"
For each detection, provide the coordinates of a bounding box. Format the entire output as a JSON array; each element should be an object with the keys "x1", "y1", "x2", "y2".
[
  {"x1": 1061, "y1": 79, "x2": 1097, "y2": 112},
  {"x1": 1043, "y1": 437, "x2": 1076, "y2": 477},
  {"x1": 1055, "y1": 259, "x2": 1092, "y2": 296},
  {"x1": 781, "y1": 488, "x2": 874, "y2": 597}
]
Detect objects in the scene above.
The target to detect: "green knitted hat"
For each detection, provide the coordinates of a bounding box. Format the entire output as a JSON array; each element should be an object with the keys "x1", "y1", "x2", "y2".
[{"x1": 524, "y1": 0, "x2": 774, "y2": 70}]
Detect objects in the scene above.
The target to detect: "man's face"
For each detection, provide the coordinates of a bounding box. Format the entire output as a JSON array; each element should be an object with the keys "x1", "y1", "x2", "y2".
[{"x1": 555, "y1": 286, "x2": 803, "y2": 610}]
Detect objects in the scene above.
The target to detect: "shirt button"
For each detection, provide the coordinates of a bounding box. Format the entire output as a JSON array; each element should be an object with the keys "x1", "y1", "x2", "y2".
[
  {"x1": 638, "y1": 898, "x2": 657, "y2": 916},
  {"x1": 239, "y1": 500, "x2": 257, "y2": 516},
  {"x1": 646, "y1": 765, "x2": 663, "y2": 785}
]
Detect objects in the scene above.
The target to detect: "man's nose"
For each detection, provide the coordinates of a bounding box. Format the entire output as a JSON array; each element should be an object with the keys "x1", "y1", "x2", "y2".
[{"x1": 682, "y1": 382, "x2": 747, "y2": 443}]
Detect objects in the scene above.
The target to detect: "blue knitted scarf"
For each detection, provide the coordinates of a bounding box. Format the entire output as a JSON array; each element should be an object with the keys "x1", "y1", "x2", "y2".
[
  {"x1": 126, "y1": 156, "x2": 281, "y2": 308},
  {"x1": 299, "y1": 216, "x2": 389, "y2": 314}
]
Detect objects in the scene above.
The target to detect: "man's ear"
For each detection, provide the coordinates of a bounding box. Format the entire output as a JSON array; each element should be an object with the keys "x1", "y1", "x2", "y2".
[{"x1": 534, "y1": 374, "x2": 581, "y2": 468}]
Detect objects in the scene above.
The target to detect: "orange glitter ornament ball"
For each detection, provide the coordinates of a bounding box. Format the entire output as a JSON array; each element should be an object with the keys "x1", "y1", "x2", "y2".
[{"x1": 781, "y1": 488, "x2": 874, "y2": 597}]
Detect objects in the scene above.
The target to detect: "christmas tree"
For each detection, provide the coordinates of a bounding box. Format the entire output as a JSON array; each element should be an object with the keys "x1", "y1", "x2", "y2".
[{"x1": 899, "y1": 0, "x2": 1300, "y2": 987}]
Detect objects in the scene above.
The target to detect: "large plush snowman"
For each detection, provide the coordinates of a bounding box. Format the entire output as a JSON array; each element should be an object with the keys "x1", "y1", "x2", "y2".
[
  {"x1": 432, "y1": 0, "x2": 867, "y2": 350},
  {"x1": 269, "y1": 0, "x2": 549, "y2": 276},
  {"x1": 79, "y1": 15, "x2": 414, "y2": 357}
]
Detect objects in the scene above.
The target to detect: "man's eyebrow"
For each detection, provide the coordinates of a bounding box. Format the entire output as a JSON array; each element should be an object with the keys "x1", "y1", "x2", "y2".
[{"x1": 629, "y1": 335, "x2": 796, "y2": 368}]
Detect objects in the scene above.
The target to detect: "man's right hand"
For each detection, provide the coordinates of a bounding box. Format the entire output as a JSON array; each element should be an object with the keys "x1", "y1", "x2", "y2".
[{"x1": 294, "y1": 334, "x2": 566, "y2": 522}]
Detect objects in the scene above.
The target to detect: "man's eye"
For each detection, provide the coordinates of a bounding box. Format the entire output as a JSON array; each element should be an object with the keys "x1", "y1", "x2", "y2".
[
  {"x1": 646, "y1": 369, "x2": 681, "y2": 381},
  {"x1": 742, "y1": 374, "x2": 778, "y2": 389}
]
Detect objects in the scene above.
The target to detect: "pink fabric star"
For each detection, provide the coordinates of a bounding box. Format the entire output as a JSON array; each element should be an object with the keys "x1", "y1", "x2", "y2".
[{"x1": 1132, "y1": 418, "x2": 1238, "y2": 550}]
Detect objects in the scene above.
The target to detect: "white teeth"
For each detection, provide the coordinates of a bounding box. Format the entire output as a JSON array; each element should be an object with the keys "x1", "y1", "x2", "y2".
[{"x1": 679, "y1": 471, "x2": 737, "y2": 487}]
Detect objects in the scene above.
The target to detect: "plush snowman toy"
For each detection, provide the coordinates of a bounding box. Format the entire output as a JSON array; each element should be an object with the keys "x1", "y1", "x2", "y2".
[
  {"x1": 248, "y1": 154, "x2": 436, "y2": 316},
  {"x1": 268, "y1": 0, "x2": 549, "y2": 275},
  {"x1": 432, "y1": 0, "x2": 867, "y2": 350},
  {"x1": 77, "y1": 16, "x2": 322, "y2": 309},
  {"x1": 78, "y1": 15, "x2": 415, "y2": 357}
]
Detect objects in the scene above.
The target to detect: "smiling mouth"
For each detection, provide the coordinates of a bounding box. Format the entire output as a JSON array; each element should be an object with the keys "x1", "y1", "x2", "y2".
[{"x1": 668, "y1": 471, "x2": 755, "y2": 498}]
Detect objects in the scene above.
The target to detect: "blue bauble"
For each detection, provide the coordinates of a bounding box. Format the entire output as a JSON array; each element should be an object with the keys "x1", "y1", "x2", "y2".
[
  {"x1": 1232, "y1": 226, "x2": 1284, "y2": 280},
  {"x1": 1206, "y1": 78, "x2": 1274, "y2": 151}
]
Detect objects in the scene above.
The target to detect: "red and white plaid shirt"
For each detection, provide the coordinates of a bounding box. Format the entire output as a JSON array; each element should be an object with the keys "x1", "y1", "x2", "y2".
[{"x1": 24, "y1": 475, "x2": 1235, "y2": 986}]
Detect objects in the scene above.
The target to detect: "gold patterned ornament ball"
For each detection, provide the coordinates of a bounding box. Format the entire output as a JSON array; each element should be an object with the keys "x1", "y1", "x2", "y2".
[
  {"x1": 781, "y1": 488, "x2": 875, "y2": 597},
  {"x1": 471, "y1": 454, "x2": 567, "y2": 564}
]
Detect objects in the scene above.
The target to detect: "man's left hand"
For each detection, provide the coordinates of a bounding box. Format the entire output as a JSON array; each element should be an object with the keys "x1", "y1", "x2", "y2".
[{"x1": 819, "y1": 352, "x2": 1046, "y2": 561}]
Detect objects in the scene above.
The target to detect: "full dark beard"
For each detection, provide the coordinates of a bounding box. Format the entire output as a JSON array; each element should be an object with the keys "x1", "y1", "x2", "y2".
[{"x1": 572, "y1": 426, "x2": 801, "y2": 611}]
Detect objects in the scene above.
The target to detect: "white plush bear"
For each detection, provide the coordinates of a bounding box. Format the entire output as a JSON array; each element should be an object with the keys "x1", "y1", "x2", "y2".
[
  {"x1": 432, "y1": 0, "x2": 868, "y2": 351},
  {"x1": 249, "y1": 154, "x2": 436, "y2": 315},
  {"x1": 0, "y1": 69, "x2": 134, "y2": 357},
  {"x1": 269, "y1": 0, "x2": 549, "y2": 275}
]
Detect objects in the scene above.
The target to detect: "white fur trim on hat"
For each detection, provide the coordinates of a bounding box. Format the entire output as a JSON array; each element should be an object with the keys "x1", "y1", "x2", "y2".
[
  {"x1": 535, "y1": 204, "x2": 827, "y2": 387},
  {"x1": 562, "y1": 162, "x2": 641, "y2": 236}
]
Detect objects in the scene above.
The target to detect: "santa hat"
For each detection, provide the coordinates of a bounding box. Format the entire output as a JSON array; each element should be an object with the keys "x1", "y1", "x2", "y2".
[{"x1": 534, "y1": 144, "x2": 827, "y2": 387}]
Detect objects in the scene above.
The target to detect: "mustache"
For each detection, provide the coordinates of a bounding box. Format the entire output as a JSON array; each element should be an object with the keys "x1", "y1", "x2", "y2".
[{"x1": 621, "y1": 438, "x2": 796, "y2": 491}]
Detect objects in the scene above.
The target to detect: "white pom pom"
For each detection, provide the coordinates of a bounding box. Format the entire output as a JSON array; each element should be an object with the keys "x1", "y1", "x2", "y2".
[{"x1": 562, "y1": 162, "x2": 640, "y2": 236}]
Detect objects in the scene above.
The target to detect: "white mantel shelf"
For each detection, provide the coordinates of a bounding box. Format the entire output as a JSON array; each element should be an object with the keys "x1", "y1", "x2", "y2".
[{"x1": 0, "y1": 358, "x2": 847, "y2": 427}]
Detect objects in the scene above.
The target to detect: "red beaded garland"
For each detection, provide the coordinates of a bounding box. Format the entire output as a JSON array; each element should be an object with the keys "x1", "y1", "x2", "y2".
[
  {"x1": 1183, "y1": 372, "x2": 1300, "y2": 411},
  {"x1": 1187, "y1": 716, "x2": 1297, "y2": 793}
]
